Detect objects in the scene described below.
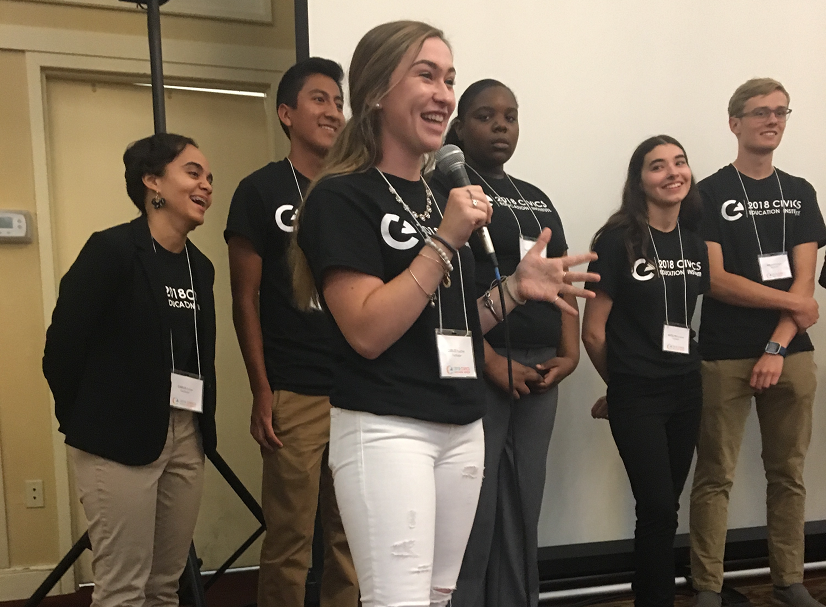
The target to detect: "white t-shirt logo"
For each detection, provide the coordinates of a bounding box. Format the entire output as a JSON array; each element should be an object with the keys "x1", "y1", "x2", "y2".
[
  {"x1": 632, "y1": 258, "x2": 656, "y2": 281},
  {"x1": 275, "y1": 204, "x2": 297, "y2": 232},
  {"x1": 721, "y1": 199, "x2": 745, "y2": 222},
  {"x1": 380, "y1": 213, "x2": 418, "y2": 250}
]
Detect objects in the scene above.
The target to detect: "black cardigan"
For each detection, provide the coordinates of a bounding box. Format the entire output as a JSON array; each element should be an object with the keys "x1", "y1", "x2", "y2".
[{"x1": 43, "y1": 216, "x2": 217, "y2": 465}]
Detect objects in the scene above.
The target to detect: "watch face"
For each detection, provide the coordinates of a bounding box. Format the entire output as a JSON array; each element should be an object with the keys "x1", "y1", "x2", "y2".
[{"x1": 766, "y1": 342, "x2": 781, "y2": 354}]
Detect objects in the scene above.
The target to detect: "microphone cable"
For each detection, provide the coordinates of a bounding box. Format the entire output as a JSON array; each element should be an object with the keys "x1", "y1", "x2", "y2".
[
  {"x1": 432, "y1": 146, "x2": 533, "y2": 607},
  {"x1": 492, "y1": 267, "x2": 533, "y2": 607}
]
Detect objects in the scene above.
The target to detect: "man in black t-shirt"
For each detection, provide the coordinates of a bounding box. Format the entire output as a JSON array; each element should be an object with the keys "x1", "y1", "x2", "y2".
[
  {"x1": 225, "y1": 58, "x2": 358, "y2": 607},
  {"x1": 690, "y1": 79, "x2": 826, "y2": 607}
]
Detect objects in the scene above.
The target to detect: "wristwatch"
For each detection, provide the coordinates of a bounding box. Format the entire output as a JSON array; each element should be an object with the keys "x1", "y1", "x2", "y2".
[{"x1": 764, "y1": 341, "x2": 788, "y2": 357}]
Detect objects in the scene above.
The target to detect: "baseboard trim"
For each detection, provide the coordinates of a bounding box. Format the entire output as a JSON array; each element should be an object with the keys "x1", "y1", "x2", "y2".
[
  {"x1": 0, "y1": 566, "x2": 68, "y2": 602},
  {"x1": 539, "y1": 522, "x2": 826, "y2": 590}
]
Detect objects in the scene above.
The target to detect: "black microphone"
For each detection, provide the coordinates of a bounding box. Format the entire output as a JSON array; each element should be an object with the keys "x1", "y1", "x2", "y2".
[{"x1": 434, "y1": 144, "x2": 498, "y2": 266}]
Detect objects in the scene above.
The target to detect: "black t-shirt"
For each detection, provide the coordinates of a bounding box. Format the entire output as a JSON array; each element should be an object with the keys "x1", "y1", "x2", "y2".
[
  {"x1": 225, "y1": 159, "x2": 335, "y2": 395},
  {"x1": 430, "y1": 170, "x2": 568, "y2": 349},
  {"x1": 699, "y1": 165, "x2": 826, "y2": 360},
  {"x1": 297, "y1": 169, "x2": 486, "y2": 425},
  {"x1": 154, "y1": 241, "x2": 198, "y2": 375},
  {"x1": 587, "y1": 225, "x2": 710, "y2": 378}
]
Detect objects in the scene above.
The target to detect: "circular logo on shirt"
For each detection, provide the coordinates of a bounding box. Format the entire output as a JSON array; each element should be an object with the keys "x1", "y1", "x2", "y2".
[
  {"x1": 632, "y1": 258, "x2": 656, "y2": 281},
  {"x1": 275, "y1": 204, "x2": 297, "y2": 232},
  {"x1": 721, "y1": 199, "x2": 745, "y2": 222},
  {"x1": 380, "y1": 213, "x2": 419, "y2": 250}
]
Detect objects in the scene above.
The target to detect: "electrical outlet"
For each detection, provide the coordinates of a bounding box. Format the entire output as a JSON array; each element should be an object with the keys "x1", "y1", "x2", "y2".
[{"x1": 25, "y1": 480, "x2": 44, "y2": 508}]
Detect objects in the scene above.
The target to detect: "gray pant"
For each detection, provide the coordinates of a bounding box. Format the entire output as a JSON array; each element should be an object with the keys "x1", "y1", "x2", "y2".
[{"x1": 453, "y1": 347, "x2": 559, "y2": 607}]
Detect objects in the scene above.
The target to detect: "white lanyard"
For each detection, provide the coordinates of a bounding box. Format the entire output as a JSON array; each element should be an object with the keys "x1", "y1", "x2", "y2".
[
  {"x1": 287, "y1": 158, "x2": 305, "y2": 203},
  {"x1": 433, "y1": 201, "x2": 470, "y2": 336},
  {"x1": 376, "y1": 169, "x2": 470, "y2": 334},
  {"x1": 465, "y1": 164, "x2": 543, "y2": 239},
  {"x1": 288, "y1": 159, "x2": 328, "y2": 309},
  {"x1": 732, "y1": 164, "x2": 787, "y2": 255},
  {"x1": 647, "y1": 222, "x2": 689, "y2": 328},
  {"x1": 152, "y1": 239, "x2": 202, "y2": 377}
]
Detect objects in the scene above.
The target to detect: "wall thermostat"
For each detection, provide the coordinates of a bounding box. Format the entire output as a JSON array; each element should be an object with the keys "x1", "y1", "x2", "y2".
[{"x1": 0, "y1": 210, "x2": 33, "y2": 244}]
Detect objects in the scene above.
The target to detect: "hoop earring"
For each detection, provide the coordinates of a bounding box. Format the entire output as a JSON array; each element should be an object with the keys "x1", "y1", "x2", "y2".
[{"x1": 151, "y1": 191, "x2": 166, "y2": 209}]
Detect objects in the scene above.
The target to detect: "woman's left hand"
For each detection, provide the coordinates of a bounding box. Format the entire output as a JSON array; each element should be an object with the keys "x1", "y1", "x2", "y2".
[
  {"x1": 512, "y1": 228, "x2": 599, "y2": 316},
  {"x1": 591, "y1": 395, "x2": 609, "y2": 419},
  {"x1": 528, "y1": 356, "x2": 576, "y2": 393}
]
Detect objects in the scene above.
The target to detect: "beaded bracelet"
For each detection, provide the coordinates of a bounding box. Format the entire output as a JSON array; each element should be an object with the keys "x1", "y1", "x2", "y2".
[
  {"x1": 424, "y1": 238, "x2": 453, "y2": 287},
  {"x1": 424, "y1": 238, "x2": 453, "y2": 272}
]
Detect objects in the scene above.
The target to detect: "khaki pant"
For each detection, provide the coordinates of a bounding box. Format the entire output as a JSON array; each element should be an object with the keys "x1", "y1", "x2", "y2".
[
  {"x1": 70, "y1": 409, "x2": 204, "y2": 607},
  {"x1": 690, "y1": 352, "x2": 816, "y2": 591},
  {"x1": 257, "y1": 390, "x2": 358, "y2": 607}
]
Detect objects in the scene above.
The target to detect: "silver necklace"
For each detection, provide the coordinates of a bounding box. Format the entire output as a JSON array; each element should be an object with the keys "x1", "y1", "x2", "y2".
[{"x1": 377, "y1": 169, "x2": 433, "y2": 222}]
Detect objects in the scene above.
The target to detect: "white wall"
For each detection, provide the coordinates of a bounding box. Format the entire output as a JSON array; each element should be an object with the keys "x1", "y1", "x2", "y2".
[{"x1": 306, "y1": 0, "x2": 826, "y2": 547}]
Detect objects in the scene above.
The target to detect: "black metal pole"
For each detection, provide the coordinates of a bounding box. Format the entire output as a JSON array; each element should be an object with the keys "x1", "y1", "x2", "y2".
[
  {"x1": 147, "y1": 0, "x2": 167, "y2": 134},
  {"x1": 184, "y1": 543, "x2": 208, "y2": 607},
  {"x1": 294, "y1": 0, "x2": 310, "y2": 62},
  {"x1": 204, "y1": 525, "x2": 265, "y2": 591},
  {"x1": 207, "y1": 450, "x2": 266, "y2": 526},
  {"x1": 26, "y1": 2, "x2": 267, "y2": 604},
  {"x1": 23, "y1": 533, "x2": 91, "y2": 607}
]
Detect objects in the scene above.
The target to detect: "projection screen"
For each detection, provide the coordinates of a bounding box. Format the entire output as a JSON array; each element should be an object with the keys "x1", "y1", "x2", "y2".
[{"x1": 303, "y1": 0, "x2": 826, "y2": 552}]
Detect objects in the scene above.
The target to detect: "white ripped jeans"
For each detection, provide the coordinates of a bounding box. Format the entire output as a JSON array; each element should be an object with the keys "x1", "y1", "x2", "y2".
[{"x1": 328, "y1": 407, "x2": 485, "y2": 607}]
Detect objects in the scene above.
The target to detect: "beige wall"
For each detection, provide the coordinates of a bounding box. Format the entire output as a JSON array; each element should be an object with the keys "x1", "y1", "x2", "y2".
[
  {"x1": 0, "y1": 0, "x2": 295, "y2": 597},
  {"x1": 0, "y1": 48, "x2": 61, "y2": 568},
  {"x1": 0, "y1": 0, "x2": 295, "y2": 49}
]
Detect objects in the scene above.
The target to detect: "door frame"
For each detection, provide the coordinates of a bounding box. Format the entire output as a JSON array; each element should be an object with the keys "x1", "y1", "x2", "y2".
[
  {"x1": 0, "y1": 423, "x2": 9, "y2": 571},
  {"x1": 0, "y1": 22, "x2": 292, "y2": 599}
]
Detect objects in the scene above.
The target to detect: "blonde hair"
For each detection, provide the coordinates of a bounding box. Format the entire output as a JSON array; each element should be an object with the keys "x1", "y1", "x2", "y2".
[
  {"x1": 728, "y1": 78, "x2": 790, "y2": 118},
  {"x1": 290, "y1": 20, "x2": 448, "y2": 310}
]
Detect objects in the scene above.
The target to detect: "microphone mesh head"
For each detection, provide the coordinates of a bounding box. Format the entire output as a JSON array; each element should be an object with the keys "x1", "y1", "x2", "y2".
[{"x1": 435, "y1": 144, "x2": 465, "y2": 173}]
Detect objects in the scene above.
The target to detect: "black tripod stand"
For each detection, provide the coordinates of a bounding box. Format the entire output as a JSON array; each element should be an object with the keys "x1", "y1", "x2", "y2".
[
  {"x1": 25, "y1": 451, "x2": 265, "y2": 607},
  {"x1": 26, "y1": 2, "x2": 265, "y2": 605}
]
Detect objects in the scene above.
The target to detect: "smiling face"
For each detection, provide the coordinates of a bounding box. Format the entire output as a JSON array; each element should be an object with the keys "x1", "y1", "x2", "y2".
[
  {"x1": 279, "y1": 73, "x2": 345, "y2": 156},
  {"x1": 379, "y1": 36, "x2": 456, "y2": 165},
  {"x1": 144, "y1": 144, "x2": 213, "y2": 227},
  {"x1": 456, "y1": 85, "x2": 518, "y2": 174},
  {"x1": 729, "y1": 89, "x2": 789, "y2": 155},
  {"x1": 640, "y1": 143, "x2": 692, "y2": 209}
]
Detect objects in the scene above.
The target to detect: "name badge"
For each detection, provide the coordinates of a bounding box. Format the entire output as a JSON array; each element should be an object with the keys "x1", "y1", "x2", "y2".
[
  {"x1": 435, "y1": 329, "x2": 477, "y2": 379},
  {"x1": 662, "y1": 324, "x2": 690, "y2": 354},
  {"x1": 758, "y1": 253, "x2": 792, "y2": 281},
  {"x1": 170, "y1": 371, "x2": 204, "y2": 412},
  {"x1": 519, "y1": 235, "x2": 548, "y2": 261}
]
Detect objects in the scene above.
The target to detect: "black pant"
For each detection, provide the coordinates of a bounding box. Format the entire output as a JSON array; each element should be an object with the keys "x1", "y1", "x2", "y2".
[{"x1": 607, "y1": 371, "x2": 702, "y2": 607}]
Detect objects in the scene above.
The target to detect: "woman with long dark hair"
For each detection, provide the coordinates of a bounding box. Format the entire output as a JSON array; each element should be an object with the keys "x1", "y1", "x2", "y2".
[
  {"x1": 291, "y1": 21, "x2": 598, "y2": 607},
  {"x1": 430, "y1": 79, "x2": 577, "y2": 607},
  {"x1": 44, "y1": 133, "x2": 216, "y2": 607},
  {"x1": 582, "y1": 135, "x2": 708, "y2": 607}
]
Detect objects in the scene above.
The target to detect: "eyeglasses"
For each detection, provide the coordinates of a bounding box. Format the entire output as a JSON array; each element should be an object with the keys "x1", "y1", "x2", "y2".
[{"x1": 738, "y1": 107, "x2": 792, "y2": 121}]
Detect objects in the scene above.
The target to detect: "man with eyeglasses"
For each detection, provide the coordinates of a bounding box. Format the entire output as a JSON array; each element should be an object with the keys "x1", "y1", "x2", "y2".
[{"x1": 690, "y1": 78, "x2": 826, "y2": 607}]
